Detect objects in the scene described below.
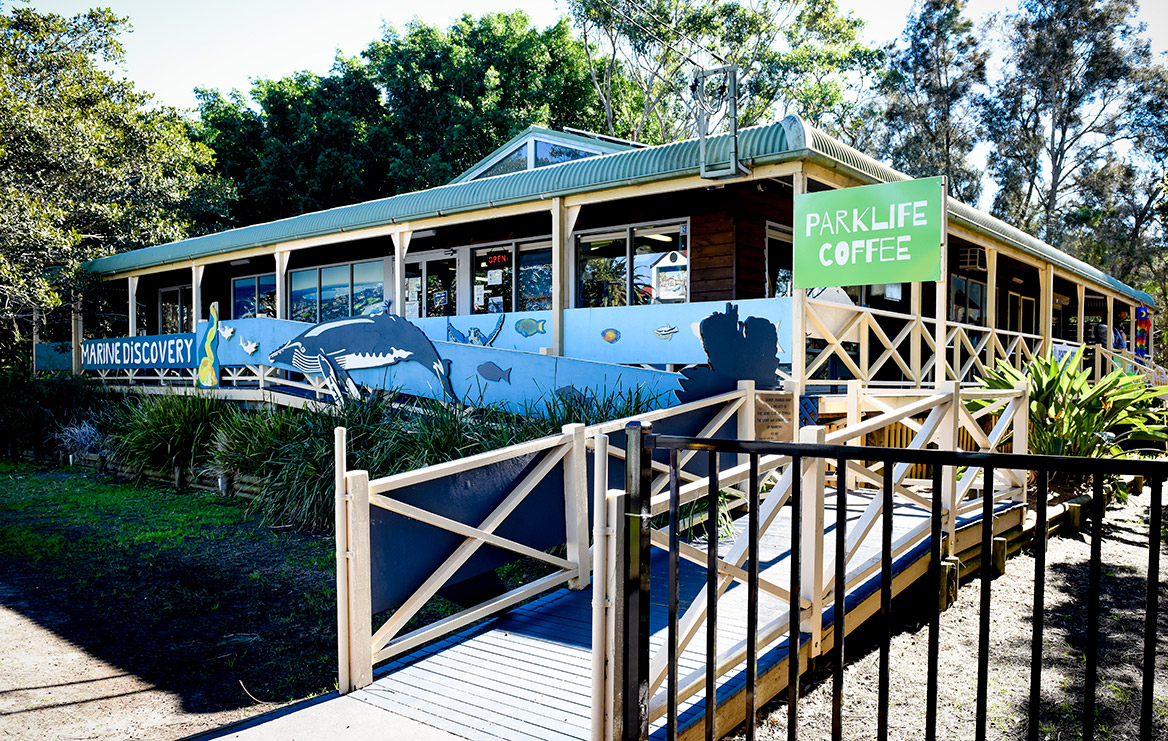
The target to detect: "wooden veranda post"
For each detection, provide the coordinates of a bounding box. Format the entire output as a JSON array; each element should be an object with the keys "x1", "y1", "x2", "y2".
[
  {"x1": 550, "y1": 199, "x2": 581, "y2": 356},
  {"x1": 791, "y1": 169, "x2": 807, "y2": 392},
  {"x1": 985, "y1": 247, "x2": 998, "y2": 368},
  {"x1": 391, "y1": 230, "x2": 411, "y2": 318}
]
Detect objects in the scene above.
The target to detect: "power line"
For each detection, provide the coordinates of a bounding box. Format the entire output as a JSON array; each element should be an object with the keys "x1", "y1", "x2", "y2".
[{"x1": 623, "y1": 0, "x2": 727, "y2": 65}]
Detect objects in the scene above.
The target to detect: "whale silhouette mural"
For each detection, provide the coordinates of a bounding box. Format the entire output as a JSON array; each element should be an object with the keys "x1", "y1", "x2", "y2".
[{"x1": 268, "y1": 310, "x2": 458, "y2": 402}]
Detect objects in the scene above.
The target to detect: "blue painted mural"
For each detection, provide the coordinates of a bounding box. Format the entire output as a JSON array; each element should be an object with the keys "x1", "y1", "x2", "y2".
[{"x1": 79, "y1": 298, "x2": 792, "y2": 409}]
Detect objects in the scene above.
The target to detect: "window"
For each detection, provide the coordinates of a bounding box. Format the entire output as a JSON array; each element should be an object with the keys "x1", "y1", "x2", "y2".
[
  {"x1": 951, "y1": 276, "x2": 987, "y2": 326},
  {"x1": 290, "y1": 269, "x2": 319, "y2": 323},
  {"x1": 577, "y1": 232, "x2": 628, "y2": 308},
  {"x1": 232, "y1": 274, "x2": 276, "y2": 319},
  {"x1": 472, "y1": 246, "x2": 513, "y2": 314},
  {"x1": 159, "y1": 286, "x2": 192, "y2": 334},
  {"x1": 352, "y1": 262, "x2": 384, "y2": 315},
  {"x1": 534, "y1": 140, "x2": 594, "y2": 167},
  {"x1": 475, "y1": 145, "x2": 528, "y2": 180},
  {"x1": 320, "y1": 265, "x2": 350, "y2": 321},
  {"x1": 288, "y1": 261, "x2": 383, "y2": 324},
  {"x1": 766, "y1": 224, "x2": 793, "y2": 298},
  {"x1": 404, "y1": 256, "x2": 458, "y2": 318},
  {"x1": 518, "y1": 244, "x2": 552, "y2": 311},
  {"x1": 576, "y1": 222, "x2": 689, "y2": 308}
]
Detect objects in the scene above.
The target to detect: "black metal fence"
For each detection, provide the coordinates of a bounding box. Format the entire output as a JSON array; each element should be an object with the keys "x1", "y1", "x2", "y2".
[{"x1": 616, "y1": 421, "x2": 1166, "y2": 741}]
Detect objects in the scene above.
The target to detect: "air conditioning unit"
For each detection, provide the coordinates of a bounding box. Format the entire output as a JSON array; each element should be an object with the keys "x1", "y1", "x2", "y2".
[{"x1": 959, "y1": 246, "x2": 987, "y2": 271}]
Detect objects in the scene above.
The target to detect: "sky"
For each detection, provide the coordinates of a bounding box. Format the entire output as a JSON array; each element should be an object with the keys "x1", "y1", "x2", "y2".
[{"x1": 25, "y1": 0, "x2": 1168, "y2": 113}]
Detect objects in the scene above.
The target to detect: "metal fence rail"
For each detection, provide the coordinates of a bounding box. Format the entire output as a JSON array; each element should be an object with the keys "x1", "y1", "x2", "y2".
[{"x1": 617, "y1": 423, "x2": 1167, "y2": 741}]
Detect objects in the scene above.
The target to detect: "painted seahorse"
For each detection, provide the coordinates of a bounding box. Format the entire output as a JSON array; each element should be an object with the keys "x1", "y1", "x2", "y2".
[{"x1": 196, "y1": 303, "x2": 220, "y2": 388}]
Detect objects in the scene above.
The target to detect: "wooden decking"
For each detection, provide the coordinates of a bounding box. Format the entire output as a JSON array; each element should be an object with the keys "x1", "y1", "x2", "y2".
[{"x1": 355, "y1": 488, "x2": 1022, "y2": 740}]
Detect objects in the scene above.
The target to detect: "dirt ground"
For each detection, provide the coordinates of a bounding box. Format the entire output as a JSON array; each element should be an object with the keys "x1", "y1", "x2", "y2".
[
  {"x1": 733, "y1": 486, "x2": 1168, "y2": 740},
  {"x1": 0, "y1": 463, "x2": 336, "y2": 741}
]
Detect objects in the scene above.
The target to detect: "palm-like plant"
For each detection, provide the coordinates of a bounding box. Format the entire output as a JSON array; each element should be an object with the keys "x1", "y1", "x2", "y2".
[{"x1": 972, "y1": 346, "x2": 1168, "y2": 490}]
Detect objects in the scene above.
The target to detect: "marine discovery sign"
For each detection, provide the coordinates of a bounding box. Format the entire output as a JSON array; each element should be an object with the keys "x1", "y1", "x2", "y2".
[
  {"x1": 793, "y1": 176, "x2": 946, "y2": 289},
  {"x1": 82, "y1": 334, "x2": 198, "y2": 370}
]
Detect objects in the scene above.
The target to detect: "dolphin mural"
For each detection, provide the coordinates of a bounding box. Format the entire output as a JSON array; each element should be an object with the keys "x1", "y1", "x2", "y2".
[{"x1": 268, "y1": 310, "x2": 458, "y2": 402}]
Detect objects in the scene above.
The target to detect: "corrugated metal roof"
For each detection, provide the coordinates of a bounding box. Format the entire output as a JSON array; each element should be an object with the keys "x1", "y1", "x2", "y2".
[{"x1": 85, "y1": 115, "x2": 1153, "y2": 307}]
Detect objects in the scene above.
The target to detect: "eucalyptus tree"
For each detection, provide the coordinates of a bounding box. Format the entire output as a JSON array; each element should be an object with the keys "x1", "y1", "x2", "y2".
[
  {"x1": 880, "y1": 0, "x2": 986, "y2": 203},
  {"x1": 980, "y1": 0, "x2": 1151, "y2": 245},
  {"x1": 566, "y1": 0, "x2": 884, "y2": 145}
]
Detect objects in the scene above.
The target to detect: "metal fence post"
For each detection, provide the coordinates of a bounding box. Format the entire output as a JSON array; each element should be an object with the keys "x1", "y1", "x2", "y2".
[
  {"x1": 614, "y1": 422, "x2": 652, "y2": 741},
  {"x1": 334, "y1": 427, "x2": 351, "y2": 694}
]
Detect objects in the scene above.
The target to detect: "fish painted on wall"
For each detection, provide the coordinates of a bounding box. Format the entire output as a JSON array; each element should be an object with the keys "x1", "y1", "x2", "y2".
[
  {"x1": 600, "y1": 328, "x2": 621, "y2": 343},
  {"x1": 515, "y1": 318, "x2": 547, "y2": 337},
  {"x1": 269, "y1": 310, "x2": 457, "y2": 402},
  {"x1": 476, "y1": 361, "x2": 512, "y2": 384},
  {"x1": 240, "y1": 337, "x2": 259, "y2": 355},
  {"x1": 196, "y1": 303, "x2": 220, "y2": 388},
  {"x1": 654, "y1": 324, "x2": 679, "y2": 340},
  {"x1": 217, "y1": 324, "x2": 235, "y2": 340},
  {"x1": 449, "y1": 314, "x2": 504, "y2": 346}
]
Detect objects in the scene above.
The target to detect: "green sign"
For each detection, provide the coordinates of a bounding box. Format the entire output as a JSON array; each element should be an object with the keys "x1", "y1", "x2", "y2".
[{"x1": 793, "y1": 176, "x2": 946, "y2": 289}]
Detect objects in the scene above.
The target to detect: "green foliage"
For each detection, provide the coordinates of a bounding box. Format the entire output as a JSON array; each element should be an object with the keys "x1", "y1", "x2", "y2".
[
  {"x1": 0, "y1": 7, "x2": 234, "y2": 363},
  {"x1": 101, "y1": 392, "x2": 228, "y2": 477},
  {"x1": 0, "y1": 371, "x2": 111, "y2": 455},
  {"x1": 567, "y1": 0, "x2": 885, "y2": 145},
  {"x1": 195, "y1": 12, "x2": 606, "y2": 226},
  {"x1": 212, "y1": 386, "x2": 663, "y2": 531},
  {"x1": 972, "y1": 347, "x2": 1168, "y2": 487}
]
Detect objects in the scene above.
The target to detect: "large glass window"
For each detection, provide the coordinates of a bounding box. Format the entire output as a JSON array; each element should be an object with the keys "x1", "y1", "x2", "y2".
[
  {"x1": 576, "y1": 223, "x2": 688, "y2": 308},
  {"x1": 476, "y1": 145, "x2": 527, "y2": 180},
  {"x1": 534, "y1": 141, "x2": 594, "y2": 167},
  {"x1": 288, "y1": 260, "x2": 382, "y2": 323},
  {"x1": 320, "y1": 265, "x2": 351, "y2": 321},
  {"x1": 232, "y1": 274, "x2": 276, "y2": 319},
  {"x1": 352, "y1": 262, "x2": 384, "y2": 315},
  {"x1": 290, "y1": 269, "x2": 318, "y2": 323},
  {"x1": 159, "y1": 286, "x2": 192, "y2": 334},
  {"x1": 577, "y1": 232, "x2": 628, "y2": 308},
  {"x1": 472, "y1": 246, "x2": 513, "y2": 314},
  {"x1": 633, "y1": 225, "x2": 687, "y2": 304},
  {"x1": 518, "y1": 244, "x2": 552, "y2": 311}
]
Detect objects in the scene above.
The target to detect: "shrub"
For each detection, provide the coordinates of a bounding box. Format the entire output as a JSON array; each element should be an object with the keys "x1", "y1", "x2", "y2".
[
  {"x1": 0, "y1": 371, "x2": 113, "y2": 457},
  {"x1": 972, "y1": 346, "x2": 1168, "y2": 491},
  {"x1": 101, "y1": 392, "x2": 228, "y2": 478},
  {"x1": 212, "y1": 385, "x2": 663, "y2": 532}
]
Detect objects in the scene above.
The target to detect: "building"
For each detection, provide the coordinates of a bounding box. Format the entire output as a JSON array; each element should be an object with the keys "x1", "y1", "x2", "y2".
[{"x1": 65, "y1": 115, "x2": 1157, "y2": 400}]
